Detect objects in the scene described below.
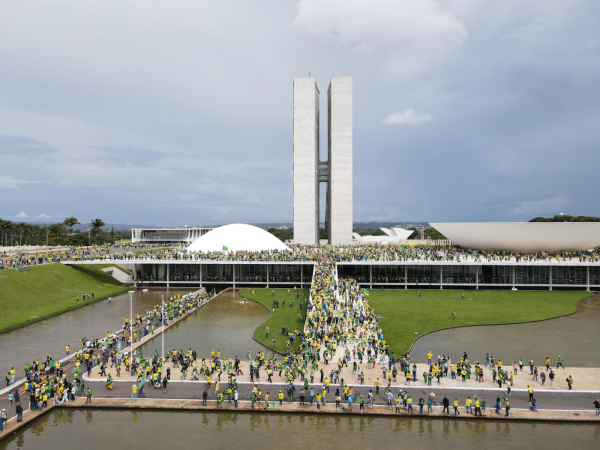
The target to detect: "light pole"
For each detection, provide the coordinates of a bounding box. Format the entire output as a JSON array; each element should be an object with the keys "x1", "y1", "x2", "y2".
[
  {"x1": 161, "y1": 295, "x2": 165, "y2": 372},
  {"x1": 129, "y1": 290, "x2": 134, "y2": 363}
]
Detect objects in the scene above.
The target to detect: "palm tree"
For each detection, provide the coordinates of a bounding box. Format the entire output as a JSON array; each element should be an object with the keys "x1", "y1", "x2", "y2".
[
  {"x1": 9, "y1": 221, "x2": 18, "y2": 246},
  {"x1": 63, "y1": 217, "x2": 80, "y2": 234},
  {"x1": 0, "y1": 219, "x2": 12, "y2": 247},
  {"x1": 17, "y1": 222, "x2": 32, "y2": 246},
  {"x1": 48, "y1": 223, "x2": 65, "y2": 243},
  {"x1": 90, "y1": 218, "x2": 106, "y2": 236}
]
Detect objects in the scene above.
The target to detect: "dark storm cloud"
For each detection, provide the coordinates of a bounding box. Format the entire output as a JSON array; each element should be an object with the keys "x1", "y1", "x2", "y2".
[
  {"x1": 0, "y1": 1, "x2": 598, "y2": 225},
  {"x1": 0, "y1": 135, "x2": 58, "y2": 157}
]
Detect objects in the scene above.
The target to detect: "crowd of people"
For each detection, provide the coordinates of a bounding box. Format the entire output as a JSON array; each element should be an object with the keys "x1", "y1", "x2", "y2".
[
  {"x1": 69, "y1": 243, "x2": 600, "y2": 265},
  {"x1": 1, "y1": 290, "x2": 212, "y2": 427},
  {"x1": 0, "y1": 242, "x2": 172, "y2": 269},
  {"x1": 1, "y1": 242, "x2": 598, "y2": 431}
]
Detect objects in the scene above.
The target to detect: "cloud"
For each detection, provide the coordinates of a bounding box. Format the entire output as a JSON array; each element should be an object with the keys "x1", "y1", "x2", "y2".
[
  {"x1": 89, "y1": 146, "x2": 174, "y2": 168},
  {"x1": 38, "y1": 213, "x2": 51, "y2": 218},
  {"x1": 293, "y1": 0, "x2": 468, "y2": 50},
  {"x1": 16, "y1": 212, "x2": 29, "y2": 218},
  {"x1": 0, "y1": 175, "x2": 44, "y2": 190},
  {"x1": 0, "y1": 135, "x2": 58, "y2": 156},
  {"x1": 383, "y1": 109, "x2": 432, "y2": 127},
  {"x1": 513, "y1": 197, "x2": 567, "y2": 217}
]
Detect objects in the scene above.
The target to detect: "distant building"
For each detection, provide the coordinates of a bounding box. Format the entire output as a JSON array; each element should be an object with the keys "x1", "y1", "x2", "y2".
[
  {"x1": 293, "y1": 76, "x2": 353, "y2": 245},
  {"x1": 131, "y1": 227, "x2": 213, "y2": 243}
]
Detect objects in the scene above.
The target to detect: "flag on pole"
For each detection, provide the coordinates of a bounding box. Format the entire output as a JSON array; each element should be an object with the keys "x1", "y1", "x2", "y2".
[
  {"x1": 364, "y1": 289, "x2": 370, "y2": 297},
  {"x1": 223, "y1": 245, "x2": 228, "y2": 252}
]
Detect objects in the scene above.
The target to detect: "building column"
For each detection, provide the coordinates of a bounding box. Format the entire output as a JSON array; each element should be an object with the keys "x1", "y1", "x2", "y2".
[
  {"x1": 167, "y1": 264, "x2": 170, "y2": 288},
  {"x1": 369, "y1": 265, "x2": 373, "y2": 290},
  {"x1": 405, "y1": 265, "x2": 408, "y2": 290},
  {"x1": 267, "y1": 265, "x2": 269, "y2": 288},
  {"x1": 549, "y1": 266, "x2": 552, "y2": 291},
  {"x1": 133, "y1": 263, "x2": 137, "y2": 287},
  {"x1": 586, "y1": 265, "x2": 590, "y2": 292},
  {"x1": 475, "y1": 265, "x2": 479, "y2": 290},
  {"x1": 440, "y1": 266, "x2": 443, "y2": 290},
  {"x1": 199, "y1": 264, "x2": 203, "y2": 288},
  {"x1": 512, "y1": 265, "x2": 516, "y2": 289},
  {"x1": 233, "y1": 264, "x2": 236, "y2": 291},
  {"x1": 301, "y1": 265, "x2": 303, "y2": 289}
]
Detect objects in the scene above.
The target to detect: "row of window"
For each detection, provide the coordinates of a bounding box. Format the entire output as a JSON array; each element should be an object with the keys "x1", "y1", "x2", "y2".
[{"x1": 338, "y1": 265, "x2": 600, "y2": 285}]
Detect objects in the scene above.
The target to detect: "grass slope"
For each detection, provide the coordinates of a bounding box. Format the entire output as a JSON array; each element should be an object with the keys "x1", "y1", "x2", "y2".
[
  {"x1": 239, "y1": 288, "x2": 309, "y2": 353},
  {"x1": 369, "y1": 289, "x2": 590, "y2": 355},
  {"x1": 0, "y1": 264, "x2": 130, "y2": 332}
]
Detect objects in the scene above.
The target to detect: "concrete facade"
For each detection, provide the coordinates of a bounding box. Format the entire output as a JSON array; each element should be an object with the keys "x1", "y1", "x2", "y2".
[
  {"x1": 293, "y1": 78, "x2": 320, "y2": 244},
  {"x1": 327, "y1": 77, "x2": 353, "y2": 244},
  {"x1": 293, "y1": 76, "x2": 353, "y2": 245}
]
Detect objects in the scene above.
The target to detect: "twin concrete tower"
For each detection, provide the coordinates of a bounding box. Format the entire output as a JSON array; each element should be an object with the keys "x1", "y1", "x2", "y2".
[{"x1": 293, "y1": 76, "x2": 353, "y2": 245}]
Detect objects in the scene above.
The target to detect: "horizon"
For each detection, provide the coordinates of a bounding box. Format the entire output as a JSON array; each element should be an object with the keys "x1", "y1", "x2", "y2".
[{"x1": 1, "y1": 1, "x2": 599, "y2": 226}]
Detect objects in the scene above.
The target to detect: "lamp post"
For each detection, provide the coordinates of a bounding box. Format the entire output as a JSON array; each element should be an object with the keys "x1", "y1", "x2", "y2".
[
  {"x1": 161, "y1": 295, "x2": 165, "y2": 372},
  {"x1": 129, "y1": 290, "x2": 134, "y2": 363}
]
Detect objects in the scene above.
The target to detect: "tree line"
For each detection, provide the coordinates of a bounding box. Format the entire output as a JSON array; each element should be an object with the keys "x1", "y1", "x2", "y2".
[{"x1": 0, "y1": 217, "x2": 131, "y2": 247}]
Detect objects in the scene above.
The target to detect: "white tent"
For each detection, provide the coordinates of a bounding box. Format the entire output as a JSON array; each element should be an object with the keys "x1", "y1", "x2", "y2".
[{"x1": 186, "y1": 223, "x2": 290, "y2": 253}]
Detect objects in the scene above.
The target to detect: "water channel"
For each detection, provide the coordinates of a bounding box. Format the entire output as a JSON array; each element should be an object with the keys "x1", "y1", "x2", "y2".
[
  {"x1": 0, "y1": 288, "x2": 192, "y2": 379},
  {"x1": 410, "y1": 295, "x2": 600, "y2": 367},
  {"x1": 138, "y1": 290, "x2": 268, "y2": 359},
  {"x1": 3, "y1": 409, "x2": 599, "y2": 449}
]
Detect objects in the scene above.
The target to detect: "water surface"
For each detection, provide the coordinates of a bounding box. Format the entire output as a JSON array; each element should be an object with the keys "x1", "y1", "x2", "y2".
[
  {"x1": 0, "y1": 288, "x2": 191, "y2": 378},
  {"x1": 411, "y1": 296, "x2": 600, "y2": 367},
  {"x1": 3, "y1": 409, "x2": 599, "y2": 449},
  {"x1": 139, "y1": 290, "x2": 269, "y2": 360}
]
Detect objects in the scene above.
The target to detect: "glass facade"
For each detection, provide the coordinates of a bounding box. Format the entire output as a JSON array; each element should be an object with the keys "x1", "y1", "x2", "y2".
[
  {"x1": 373, "y1": 265, "x2": 405, "y2": 283},
  {"x1": 442, "y1": 266, "x2": 477, "y2": 284},
  {"x1": 552, "y1": 266, "x2": 586, "y2": 285},
  {"x1": 136, "y1": 263, "x2": 595, "y2": 288},
  {"x1": 480, "y1": 266, "x2": 511, "y2": 284},
  {"x1": 407, "y1": 265, "x2": 441, "y2": 284},
  {"x1": 514, "y1": 266, "x2": 549, "y2": 285}
]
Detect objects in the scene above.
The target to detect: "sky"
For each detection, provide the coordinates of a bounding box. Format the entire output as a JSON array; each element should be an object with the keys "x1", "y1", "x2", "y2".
[{"x1": 1, "y1": 0, "x2": 599, "y2": 226}]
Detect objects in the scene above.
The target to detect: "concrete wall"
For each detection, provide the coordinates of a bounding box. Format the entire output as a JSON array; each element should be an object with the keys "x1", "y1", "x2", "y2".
[
  {"x1": 101, "y1": 266, "x2": 133, "y2": 284},
  {"x1": 293, "y1": 78, "x2": 320, "y2": 245},
  {"x1": 327, "y1": 77, "x2": 353, "y2": 245}
]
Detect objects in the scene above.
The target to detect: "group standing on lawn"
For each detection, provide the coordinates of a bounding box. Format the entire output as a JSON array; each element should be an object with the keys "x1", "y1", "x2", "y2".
[{"x1": 1, "y1": 246, "x2": 597, "y2": 432}]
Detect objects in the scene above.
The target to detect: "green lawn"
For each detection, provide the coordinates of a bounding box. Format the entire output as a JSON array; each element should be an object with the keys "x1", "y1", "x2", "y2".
[
  {"x1": 368, "y1": 289, "x2": 590, "y2": 355},
  {"x1": 0, "y1": 263, "x2": 130, "y2": 332},
  {"x1": 239, "y1": 288, "x2": 309, "y2": 353}
]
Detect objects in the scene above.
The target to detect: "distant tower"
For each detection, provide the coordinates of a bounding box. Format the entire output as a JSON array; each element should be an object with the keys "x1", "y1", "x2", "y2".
[
  {"x1": 327, "y1": 77, "x2": 353, "y2": 245},
  {"x1": 293, "y1": 78, "x2": 320, "y2": 245},
  {"x1": 293, "y1": 76, "x2": 353, "y2": 245}
]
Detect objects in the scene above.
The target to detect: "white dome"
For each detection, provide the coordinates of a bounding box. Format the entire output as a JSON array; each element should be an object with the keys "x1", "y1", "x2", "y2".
[{"x1": 186, "y1": 224, "x2": 290, "y2": 253}]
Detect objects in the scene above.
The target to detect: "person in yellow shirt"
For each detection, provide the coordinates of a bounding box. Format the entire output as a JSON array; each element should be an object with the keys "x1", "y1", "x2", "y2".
[
  {"x1": 427, "y1": 352, "x2": 433, "y2": 365},
  {"x1": 131, "y1": 384, "x2": 138, "y2": 401},
  {"x1": 407, "y1": 396, "x2": 413, "y2": 413},
  {"x1": 453, "y1": 398, "x2": 460, "y2": 415},
  {"x1": 65, "y1": 345, "x2": 70, "y2": 356},
  {"x1": 278, "y1": 390, "x2": 284, "y2": 406},
  {"x1": 466, "y1": 397, "x2": 473, "y2": 414}
]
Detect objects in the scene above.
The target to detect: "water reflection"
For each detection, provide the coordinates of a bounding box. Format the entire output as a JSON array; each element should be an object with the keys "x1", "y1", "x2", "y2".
[
  {"x1": 0, "y1": 288, "x2": 191, "y2": 377},
  {"x1": 411, "y1": 296, "x2": 600, "y2": 367},
  {"x1": 4, "y1": 409, "x2": 600, "y2": 449},
  {"x1": 139, "y1": 291, "x2": 268, "y2": 359}
]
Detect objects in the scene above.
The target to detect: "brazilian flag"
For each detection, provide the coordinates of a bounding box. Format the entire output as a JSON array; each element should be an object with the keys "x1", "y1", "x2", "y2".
[
  {"x1": 223, "y1": 246, "x2": 228, "y2": 252},
  {"x1": 364, "y1": 289, "x2": 370, "y2": 297}
]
